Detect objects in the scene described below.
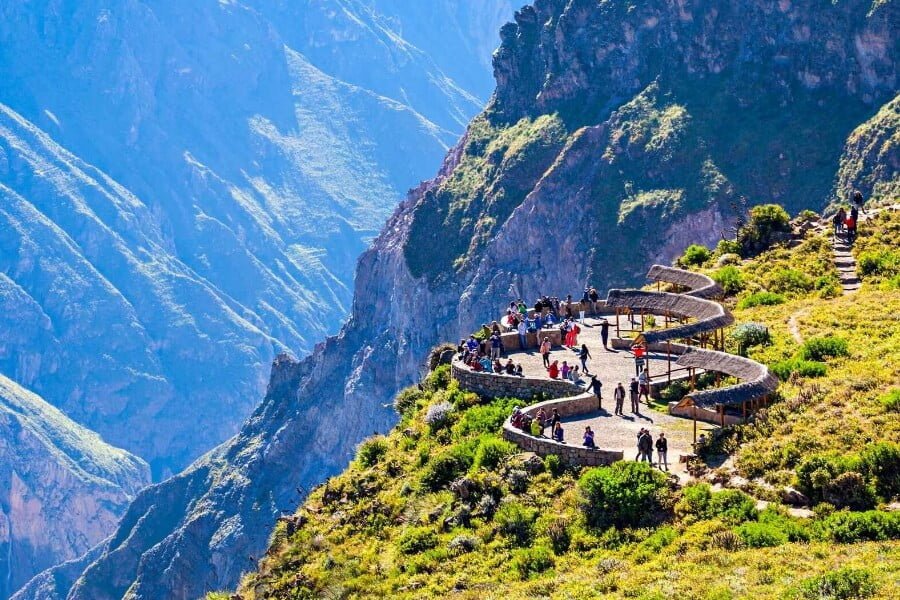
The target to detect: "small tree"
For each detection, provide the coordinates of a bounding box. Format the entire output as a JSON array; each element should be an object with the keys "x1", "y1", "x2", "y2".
[
  {"x1": 736, "y1": 204, "x2": 791, "y2": 256},
  {"x1": 578, "y1": 462, "x2": 669, "y2": 529}
]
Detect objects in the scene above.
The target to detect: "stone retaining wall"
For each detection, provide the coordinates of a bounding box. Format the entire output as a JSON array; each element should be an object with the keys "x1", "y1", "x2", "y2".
[{"x1": 451, "y1": 360, "x2": 578, "y2": 400}]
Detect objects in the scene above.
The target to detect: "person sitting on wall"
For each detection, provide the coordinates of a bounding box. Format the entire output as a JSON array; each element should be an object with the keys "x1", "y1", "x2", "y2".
[
  {"x1": 479, "y1": 356, "x2": 492, "y2": 372},
  {"x1": 552, "y1": 421, "x2": 565, "y2": 443},
  {"x1": 548, "y1": 360, "x2": 560, "y2": 379},
  {"x1": 530, "y1": 418, "x2": 542, "y2": 437},
  {"x1": 569, "y1": 365, "x2": 583, "y2": 384},
  {"x1": 515, "y1": 363, "x2": 524, "y2": 377},
  {"x1": 505, "y1": 359, "x2": 515, "y2": 375},
  {"x1": 560, "y1": 360, "x2": 571, "y2": 380},
  {"x1": 510, "y1": 407, "x2": 522, "y2": 428},
  {"x1": 466, "y1": 335, "x2": 479, "y2": 355},
  {"x1": 492, "y1": 359, "x2": 503, "y2": 373},
  {"x1": 583, "y1": 426, "x2": 596, "y2": 449},
  {"x1": 536, "y1": 408, "x2": 547, "y2": 436}
]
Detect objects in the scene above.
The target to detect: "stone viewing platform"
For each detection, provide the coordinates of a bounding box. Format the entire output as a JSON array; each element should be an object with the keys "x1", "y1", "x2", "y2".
[{"x1": 451, "y1": 265, "x2": 779, "y2": 469}]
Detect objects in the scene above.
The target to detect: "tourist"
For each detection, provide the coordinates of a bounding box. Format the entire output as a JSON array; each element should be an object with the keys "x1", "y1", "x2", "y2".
[
  {"x1": 552, "y1": 421, "x2": 564, "y2": 443},
  {"x1": 590, "y1": 375, "x2": 603, "y2": 410},
  {"x1": 579, "y1": 343, "x2": 591, "y2": 374},
  {"x1": 533, "y1": 312, "x2": 544, "y2": 331},
  {"x1": 466, "y1": 335, "x2": 479, "y2": 355},
  {"x1": 510, "y1": 407, "x2": 522, "y2": 428},
  {"x1": 639, "y1": 429, "x2": 653, "y2": 462},
  {"x1": 536, "y1": 408, "x2": 547, "y2": 436},
  {"x1": 560, "y1": 360, "x2": 570, "y2": 380},
  {"x1": 629, "y1": 377, "x2": 640, "y2": 413},
  {"x1": 548, "y1": 360, "x2": 560, "y2": 379},
  {"x1": 635, "y1": 428, "x2": 645, "y2": 460},
  {"x1": 600, "y1": 318, "x2": 610, "y2": 350},
  {"x1": 517, "y1": 319, "x2": 527, "y2": 350},
  {"x1": 614, "y1": 382, "x2": 625, "y2": 415},
  {"x1": 471, "y1": 358, "x2": 483, "y2": 372},
  {"x1": 852, "y1": 189, "x2": 867, "y2": 215},
  {"x1": 517, "y1": 299, "x2": 528, "y2": 316},
  {"x1": 505, "y1": 359, "x2": 515, "y2": 375},
  {"x1": 833, "y1": 206, "x2": 846, "y2": 235},
  {"x1": 479, "y1": 356, "x2": 492, "y2": 373},
  {"x1": 492, "y1": 358, "x2": 503, "y2": 373},
  {"x1": 580, "y1": 288, "x2": 590, "y2": 323},
  {"x1": 638, "y1": 369, "x2": 651, "y2": 403},
  {"x1": 847, "y1": 205, "x2": 859, "y2": 243},
  {"x1": 530, "y1": 418, "x2": 542, "y2": 437},
  {"x1": 565, "y1": 320, "x2": 580, "y2": 348},
  {"x1": 457, "y1": 339, "x2": 467, "y2": 359},
  {"x1": 551, "y1": 408, "x2": 561, "y2": 430},
  {"x1": 583, "y1": 426, "x2": 596, "y2": 449},
  {"x1": 490, "y1": 331, "x2": 502, "y2": 360},
  {"x1": 656, "y1": 432, "x2": 669, "y2": 471},
  {"x1": 515, "y1": 363, "x2": 524, "y2": 377},
  {"x1": 570, "y1": 365, "x2": 583, "y2": 384},
  {"x1": 540, "y1": 337, "x2": 552, "y2": 368},
  {"x1": 589, "y1": 286, "x2": 600, "y2": 307},
  {"x1": 565, "y1": 294, "x2": 574, "y2": 319}
]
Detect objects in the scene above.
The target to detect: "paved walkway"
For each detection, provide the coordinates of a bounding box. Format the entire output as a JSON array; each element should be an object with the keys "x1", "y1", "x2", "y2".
[{"x1": 504, "y1": 317, "x2": 718, "y2": 476}]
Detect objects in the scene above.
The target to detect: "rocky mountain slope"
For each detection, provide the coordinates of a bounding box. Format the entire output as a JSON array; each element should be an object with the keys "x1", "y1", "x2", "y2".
[
  {"x1": 0, "y1": 0, "x2": 511, "y2": 478},
  {"x1": 20, "y1": 1, "x2": 898, "y2": 599},
  {"x1": 0, "y1": 376, "x2": 149, "y2": 599}
]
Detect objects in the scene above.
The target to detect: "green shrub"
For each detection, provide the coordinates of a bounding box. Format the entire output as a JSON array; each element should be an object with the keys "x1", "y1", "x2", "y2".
[
  {"x1": 421, "y1": 450, "x2": 472, "y2": 491},
  {"x1": 706, "y1": 489, "x2": 758, "y2": 525},
  {"x1": 758, "y1": 507, "x2": 811, "y2": 542},
  {"x1": 796, "y1": 453, "x2": 848, "y2": 504},
  {"x1": 543, "y1": 518, "x2": 571, "y2": 554},
  {"x1": 495, "y1": 501, "x2": 537, "y2": 546},
  {"x1": 730, "y1": 322, "x2": 771, "y2": 352},
  {"x1": 397, "y1": 526, "x2": 439, "y2": 554},
  {"x1": 737, "y1": 291, "x2": 785, "y2": 309},
  {"x1": 788, "y1": 567, "x2": 878, "y2": 600},
  {"x1": 879, "y1": 389, "x2": 900, "y2": 413},
  {"x1": 857, "y1": 249, "x2": 900, "y2": 278},
  {"x1": 679, "y1": 244, "x2": 711, "y2": 267},
  {"x1": 472, "y1": 436, "x2": 516, "y2": 471},
  {"x1": 818, "y1": 510, "x2": 900, "y2": 543},
  {"x1": 544, "y1": 454, "x2": 563, "y2": 476},
  {"x1": 799, "y1": 336, "x2": 849, "y2": 362},
  {"x1": 675, "y1": 483, "x2": 713, "y2": 521},
  {"x1": 578, "y1": 462, "x2": 669, "y2": 529},
  {"x1": 767, "y1": 268, "x2": 813, "y2": 295},
  {"x1": 822, "y1": 472, "x2": 877, "y2": 510},
  {"x1": 510, "y1": 545, "x2": 554, "y2": 579},
  {"x1": 453, "y1": 400, "x2": 517, "y2": 438},
  {"x1": 394, "y1": 387, "x2": 425, "y2": 418},
  {"x1": 858, "y1": 441, "x2": 900, "y2": 500},
  {"x1": 357, "y1": 436, "x2": 389, "y2": 468},
  {"x1": 424, "y1": 400, "x2": 455, "y2": 431},
  {"x1": 771, "y1": 359, "x2": 827, "y2": 380},
  {"x1": 712, "y1": 266, "x2": 745, "y2": 295},
  {"x1": 737, "y1": 204, "x2": 791, "y2": 256},
  {"x1": 425, "y1": 364, "x2": 452, "y2": 391},
  {"x1": 735, "y1": 521, "x2": 788, "y2": 548},
  {"x1": 639, "y1": 525, "x2": 679, "y2": 553},
  {"x1": 715, "y1": 239, "x2": 742, "y2": 257}
]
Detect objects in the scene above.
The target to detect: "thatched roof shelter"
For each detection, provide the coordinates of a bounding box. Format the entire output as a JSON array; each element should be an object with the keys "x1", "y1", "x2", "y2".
[
  {"x1": 604, "y1": 289, "x2": 735, "y2": 343},
  {"x1": 674, "y1": 347, "x2": 779, "y2": 409},
  {"x1": 646, "y1": 265, "x2": 724, "y2": 299}
]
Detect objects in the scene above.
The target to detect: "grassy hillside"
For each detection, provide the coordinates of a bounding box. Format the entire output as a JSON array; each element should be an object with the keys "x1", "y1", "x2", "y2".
[{"x1": 222, "y1": 210, "x2": 900, "y2": 599}]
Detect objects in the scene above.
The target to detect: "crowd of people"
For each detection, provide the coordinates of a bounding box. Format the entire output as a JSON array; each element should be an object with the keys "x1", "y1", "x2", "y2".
[{"x1": 831, "y1": 190, "x2": 867, "y2": 244}]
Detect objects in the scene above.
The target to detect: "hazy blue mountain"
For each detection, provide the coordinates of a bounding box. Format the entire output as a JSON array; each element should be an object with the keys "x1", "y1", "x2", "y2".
[
  {"x1": 0, "y1": 375, "x2": 149, "y2": 599},
  {"x1": 0, "y1": 0, "x2": 513, "y2": 478}
]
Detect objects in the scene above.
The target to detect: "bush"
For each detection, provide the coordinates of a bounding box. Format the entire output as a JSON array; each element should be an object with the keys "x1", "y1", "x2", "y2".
[
  {"x1": 675, "y1": 483, "x2": 713, "y2": 522},
  {"x1": 716, "y1": 252, "x2": 742, "y2": 267},
  {"x1": 737, "y1": 204, "x2": 791, "y2": 256},
  {"x1": 394, "y1": 387, "x2": 424, "y2": 418},
  {"x1": 578, "y1": 462, "x2": 669, "y2": 529},
  {"x1": 730, "y1": 322, "x2": 770, "y2": 352},
  {"x1": 421, "y1": 450, "x2": 472, "y2": 491},
  {"x1": 357, "y1": 436, "x2": 389, "y2": 468},
  {"x1": 767, "y1": 268, "x2": 813, "y2": 295},
  {"x1": 472, "y1": 436, "x2": 516, "y2": 471},
  {"x1": 818, "y1": 510, "x2": 900, "y2": 543},
  {"x1": 424, "y1": 401, "x2": 455, "y2": 431},
  {"x1": 796, "y1": 453, "x2": 848, "y2": 504},
  {"x1": 544, "y1": 454, "x2": 564, "y2": 476},
  {"x1": 453, "y1": 400, "x2": 516, "y2": 438},
  {"x1": 758, "y1": 507, "x2": 810, "y2": 542},
  {"x1": 789, "y1": 567, "x2": 878, "y2": 599},
  {"x1": 447, "y1": 535, "x2": 478, "y2": 556},
  {"x1": 712, "y1": 266, "x2": 745, "y2": 295},
  {"x1": 543, "y1": 518, "x2": 571, "y2": 554},
  {"x1": 857, "y1": 249, "x2": 900, "y2": 278},
  {"x1": 495, "y1": 501, "x2": 537, "y2": 546},
  {"x1": 397, "y1": 527, "x2": 439, "y2": 554},
  {"x1": 879, "y1": 389, "x2": 900, "y2": 413},
  {"x1": 737, "y1": 291, "x2": 785, "y2": 309},
  {"x1": 771, "y1": 359, "x2": 827, "y2": 380},
  {"x1": 715, "y1": 239, "x2": 742, "y2": 257},
  {"x1": 735, "y1": 521, "x2": 788, "y2": 548},
  {"x1": 425, "y1": 364, "x2": 452, "y2": 391},
  {"x1": 858, "y1": 442, "x2": 900, "y2": 501},
  {"x1": 706, "y1": 489, "x2": 758, "y2": 525},
  {"x1": 799, "y1": 336, "x2": 849, "y2": 362},
  {"x1": 679, "y1": 244, "x2": 711, "y2": 267},
  {"x1": 511, "y1": 545, "x2": 554, "y2": 579},
  {"x1": 822, "y1": 472, "x2": 877, "y2": 510}
]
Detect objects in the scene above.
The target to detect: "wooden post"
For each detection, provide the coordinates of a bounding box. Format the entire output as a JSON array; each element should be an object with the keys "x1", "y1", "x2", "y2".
[
  {"x1": 692, "y1": 404, "x2": 697, "y2": 446},
  {"x1": 667, "y1": 340, "x2": 672, "y2": 383},
  {"x1": 640, "y1": 309, "x2": 645, "y2": 332},
  {"x1": 742, "y1": 401, "x2": 747, "y2": 423},
  {"x1": 719, "y1": 405, "x2": 725, "y2": 427},
  {"x1": 616, "y1": 308, "x2": 621, "y2": 338},
  {"x1": 690, "y1": 367, "x2": 696, "y2": 390}
]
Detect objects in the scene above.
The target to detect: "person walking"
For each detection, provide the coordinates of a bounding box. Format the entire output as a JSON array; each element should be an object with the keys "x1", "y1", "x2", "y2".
[
  {"x1": 629, "y1": 377, "x2": 640, "y2": 413},
  {"x1": 579, "y1": 343, "x2": 592, "y2": 374},
  {"x1": 655, "y1": 432, "x2": 669, "y2": 471},
  {"x1": 540, "y1": 337, "x2": 551, "y2": 368},
  {"x1": 590, "y1": 375, "x2": 603, "y2": 410},
  {"x1": 635, "y1": 428, "x2": 645, "y2": 461},
  {"x1": 614, "y1": 382, "x2": 626, "y2": 415},
  {"x1": 600, "y1": 318, "x2": 610, "y2": 350},
  {"x1": 852, "y1": 190, "x2": 867, "y2": 215},
  {"x1": 639, "y1": 430, "x2": 653, "y2": 462},
  {"x1": 638, "y1": 369, "x2": 651, "y2": 404}
]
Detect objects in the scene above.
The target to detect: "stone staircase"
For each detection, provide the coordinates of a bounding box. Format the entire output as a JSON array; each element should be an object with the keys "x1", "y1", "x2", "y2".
[{"x1": 832, "y1": 234, "x2": 861, "y2": 294}]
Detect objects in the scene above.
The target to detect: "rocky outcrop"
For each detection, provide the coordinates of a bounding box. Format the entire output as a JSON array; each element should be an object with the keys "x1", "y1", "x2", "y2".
[
  {"x1": 0, "y1": 376, "x2": 149, "y2": 599},
  {"x1": 27, "y1": 1, "x2": 899, "y2": 599},
  {"x1": 833, "y1": 93, "x2": 900, "y2": 204},
  {"x1": 0, "y1": 0, "x2": 511, "y2": 478}
]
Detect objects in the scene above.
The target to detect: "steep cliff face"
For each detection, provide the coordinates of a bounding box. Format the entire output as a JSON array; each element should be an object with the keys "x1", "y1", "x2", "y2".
[
  {"x1": 834, "y1": 93, "x2": 900, "y2": 203},
  {"x1": 0, "y1": 0, "x2": 511, "y2": 477},
  {"x1": 27, "y1": 1, "x2": 898, "y2": 599},
  {"x1": 0, "y1": 376, "x2": 149, "y2": 599}
]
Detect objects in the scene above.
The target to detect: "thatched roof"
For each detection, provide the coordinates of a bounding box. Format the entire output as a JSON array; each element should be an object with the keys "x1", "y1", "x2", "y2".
[
  {"x1": 646, "y1": 265, "x2": 724, "y2": 299},
  {"x1": 604, "y1": 290, "x2": 735, "y2": 343},
  {"x1": 674, "y1": 347, "x2": 779, "y2": 409}
]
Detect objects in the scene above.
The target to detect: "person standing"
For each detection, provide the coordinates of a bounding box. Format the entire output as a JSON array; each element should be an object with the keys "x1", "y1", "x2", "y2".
[
  {"x1": 540, "y1": 337, "x2": 551, "y2": 368},
  {"x1": 639, "y1": 430, "x2": 653, "y2": 462},
  {"x1": 490, "y1": 332, "x2": 502, "y2": 360},
  {"x1": 629, "y1": 377, "x2": 640, "y2": 413},
  {"x1": 614, "y1": 382, "x2": 626, "y2": 415},
  {"x1": 638, "y1": 369, "x2": 651, "y2": 404},
  {"x1": 590, "y1": 375, "x2": 603, "y2": 410},
  {"x1": 600, "y1": 318, "x2": 610, "y2": 350},
  {"x1": 635, "y1": 428, "x2": 645, "y2": 460},
  {"x1": 579, "y1": 343, "x2": 592, "y2": 374},
  {"x1": 655, "y1": 433, "x2": 669, "y2": 471},
  {"x1": 517, "y1": 320, "x2": 527, "y2": 350}
]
